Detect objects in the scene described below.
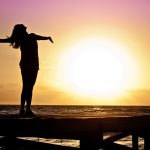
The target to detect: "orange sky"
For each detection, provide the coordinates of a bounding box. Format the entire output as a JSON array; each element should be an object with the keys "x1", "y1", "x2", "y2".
[{"x1": 0, "y1": 0, "x2": 150, "y2": 105}]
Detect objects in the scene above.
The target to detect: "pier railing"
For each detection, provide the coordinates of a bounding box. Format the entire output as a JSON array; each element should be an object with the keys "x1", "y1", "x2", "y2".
[{"x1": 0, "y1": 115, "x2": 150, "y2": 150}]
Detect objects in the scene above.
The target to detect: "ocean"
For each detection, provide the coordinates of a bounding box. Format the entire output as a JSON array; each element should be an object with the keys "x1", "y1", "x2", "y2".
[{"x1": 0, "y1": 105, "x2": 149, "y2": 149}]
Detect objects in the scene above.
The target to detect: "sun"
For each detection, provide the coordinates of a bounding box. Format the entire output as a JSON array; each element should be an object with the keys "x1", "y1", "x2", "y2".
[{"x1": 56, "y1": 38, "x2": 138, "y2": 99}]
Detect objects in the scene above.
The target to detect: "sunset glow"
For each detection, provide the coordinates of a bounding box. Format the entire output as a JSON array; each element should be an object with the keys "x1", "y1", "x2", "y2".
[{"x1": 56, "y1": 38, "x2": 139, "y2": 99}]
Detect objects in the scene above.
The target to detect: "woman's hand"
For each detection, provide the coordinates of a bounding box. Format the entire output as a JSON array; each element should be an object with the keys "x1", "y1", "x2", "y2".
[{"x1": 49, "y1": 36, "x2": 54, "y2": 43}]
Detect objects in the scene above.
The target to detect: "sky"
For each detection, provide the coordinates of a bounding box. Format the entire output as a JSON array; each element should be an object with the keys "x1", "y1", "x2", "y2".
[{"x1": 0, "y1": 0, "x2": 150, "y2": 105}]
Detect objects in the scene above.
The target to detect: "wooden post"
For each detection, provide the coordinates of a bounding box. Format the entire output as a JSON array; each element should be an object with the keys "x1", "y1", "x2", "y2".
[
  {"x1": 80, "y1": 130, "x2": 103, "y2": 150},
  {"x1": 144, "y1": 135, "x2": 150, "y2": 150},
  {"x1": 5, "y1": 136, "x2": 17, "y2": 150},
  {"x1": 132, "y1": 134, "x2": 138, "y2": 150}
]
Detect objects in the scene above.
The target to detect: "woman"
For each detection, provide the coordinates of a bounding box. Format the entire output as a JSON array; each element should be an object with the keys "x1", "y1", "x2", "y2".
[{"x1": 0, "y1": 24, "x2": 53, "y2": 117}]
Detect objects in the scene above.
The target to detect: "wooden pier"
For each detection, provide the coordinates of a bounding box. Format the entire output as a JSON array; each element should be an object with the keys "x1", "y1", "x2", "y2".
[{"x1": 0, "y1": 114, "x2": 150, "y2": 150}]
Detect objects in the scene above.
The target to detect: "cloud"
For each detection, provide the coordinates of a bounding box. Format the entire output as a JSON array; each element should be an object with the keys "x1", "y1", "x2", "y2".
[{"x1": 123, "y1": 89, "x2": 150, "y2": 105}]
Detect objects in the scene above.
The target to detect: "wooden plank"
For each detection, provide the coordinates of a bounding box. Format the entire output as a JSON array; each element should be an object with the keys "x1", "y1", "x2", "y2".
[
  {"x1": 4, "y1": 136, "x2": 17, "y2": 150},
  {"x1": 0, "y1": 117, "x2": 103, "y2": 139},
  {"x1": 144, "y1": 135, "x2": 150, "y2": 150},
  {"x1": 0, "y1": 115, "x2": 150, "y2": 139},
  {"x1": 100, "y1": 116, "x2": 150, "y2": 132},
  {"x1": 80, "y1": 128, "x2": 103, "y2": 150},
  {"x1": 132, "y1": 134, "x2": 139, "y2": 150},
  {"x1": 0, "y1": 116, "x2": 150, "y2": 133},
  {"x1": 0, "y1": 137, "x2": 5, "y2": 146},
  {"x1": 17, "y1": 138, "x2": 78, "y2": 150},
  {"x1": 104, "y1": 143, "x2": 132, "y2": 150},
  {"x1": 104, "y1": 132, "x2": 131, "y2": 143},
  {"x1": 0, "y1": 115, "x2": 150, "y2": 150}
]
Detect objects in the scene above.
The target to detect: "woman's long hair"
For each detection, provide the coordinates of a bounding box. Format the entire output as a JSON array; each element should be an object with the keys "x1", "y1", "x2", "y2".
[{"x1": 10, "y1": 24, "x2": 27, "y2": 49}]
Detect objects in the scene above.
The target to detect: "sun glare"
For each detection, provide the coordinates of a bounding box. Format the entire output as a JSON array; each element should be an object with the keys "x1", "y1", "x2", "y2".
[{"x1": 57, "y1": 38, "x2": 139, "y2": 99}]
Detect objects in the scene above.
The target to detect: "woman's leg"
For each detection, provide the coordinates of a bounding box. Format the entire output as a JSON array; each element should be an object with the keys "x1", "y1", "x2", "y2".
[
  {"x1": 21, "y1": 87, "x2": 26, "y2": 110},
  {"x1": 26, "y1": 69, "x2": 38, "y2": 112},
  {"x1": 20, "y1": 69, "x2": 38, "y2": 116},
  {"x1": 20, "y1": 69, "x2": 28, "y2": 115}
]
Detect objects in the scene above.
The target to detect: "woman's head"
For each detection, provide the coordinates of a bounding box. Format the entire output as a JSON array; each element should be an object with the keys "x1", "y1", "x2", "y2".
[
  {"x1": 13, "y1": 24, "x2": 27, "y2": 34},
  {"x1": 10, "y1": 24, "x2": 27, "y2": 49}
]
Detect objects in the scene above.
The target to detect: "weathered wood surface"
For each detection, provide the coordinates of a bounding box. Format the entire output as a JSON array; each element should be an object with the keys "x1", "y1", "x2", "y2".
[
  {"x1": 0, "y1": 115, "x2": 150, "y2": 138},
  {"x1": 0, "y1": 114, "x2": 150, "y2": 149}
]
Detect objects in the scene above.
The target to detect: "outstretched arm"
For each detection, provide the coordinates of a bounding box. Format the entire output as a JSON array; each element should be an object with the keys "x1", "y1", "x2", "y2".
[
  {"x1": 0, "y1": 38, "x2": 11, "y2": 43},
  {"x1": 32, "y1": 33, "x2": 54, "y2": 43}
]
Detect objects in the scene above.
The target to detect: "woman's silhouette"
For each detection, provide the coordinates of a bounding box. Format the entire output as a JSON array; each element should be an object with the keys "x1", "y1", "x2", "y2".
[{"x1": 0, "y1": 24, "x2": 53, "y2": 117}]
